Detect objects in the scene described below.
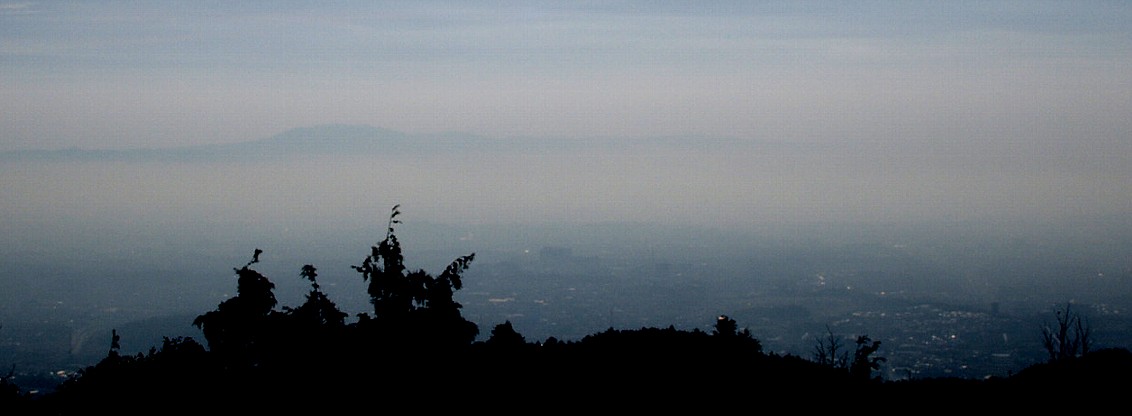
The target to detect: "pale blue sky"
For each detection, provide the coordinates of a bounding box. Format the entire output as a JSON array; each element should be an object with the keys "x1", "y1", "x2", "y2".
[{"x1": 2, "y1": 1, "x2": 1130, "y2": 151}]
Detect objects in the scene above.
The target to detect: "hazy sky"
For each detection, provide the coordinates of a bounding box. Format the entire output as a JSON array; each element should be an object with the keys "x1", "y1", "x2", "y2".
[
  {"x1": 3, "y1": 2, "x2": 1132, "y2": 355},
  {"x1": 2, "y1": 1, "x2": 1130, "y2": 151}
]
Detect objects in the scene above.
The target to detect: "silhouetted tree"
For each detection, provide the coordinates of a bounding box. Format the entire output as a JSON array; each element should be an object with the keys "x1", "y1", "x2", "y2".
[
  {"x1": 192, "y1": 250, "x2": 279, "y2": 367},
  {"x1": 849, "y1": 335, "x2": 885, "y2": 381},
  {"x1": 813, "y1": 326, "x2": 884, "y2": 381},
  {"x1": 714, "y1": 315, "x2": 738, "y2": 337},
  {"x1": 712, "y1": 314, "x2": 761, "y2": 355},
  {"x1": 282, "y1": 264, "x2": 347, "y2": 328},
  {"x1": 263, "y1": 263, "x2": 351, "y2": 374},
  {"x1": 1040, "y1": 302, "x2": 1092, "y2": 363},
  {"x1": 485, "y1": 321, "x2": 526, "y2": 348},
  {"x1": 353, "y1": 204, "x2": 412, "y2": 320},
  {"x1": 350, "y1": 205, "x2": 479, "y2": 348},
  {"x1": 813, "y1": 325, "x2": 848, "y2": 368},
  {"x1": 108, "y1": 329, "x2": 121, "y2": 359}
]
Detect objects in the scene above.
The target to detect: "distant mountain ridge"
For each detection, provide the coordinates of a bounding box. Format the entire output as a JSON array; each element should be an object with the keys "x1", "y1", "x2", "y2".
[
  {"x1": 232, "y1": 124, "x2": 507, "y2": 155},
  {"x1": 0, "y1": 124, "x2": 503, "y2": 162},
  {"x1": 0, "y1": 124, "x2": 799, "y2": 162}
]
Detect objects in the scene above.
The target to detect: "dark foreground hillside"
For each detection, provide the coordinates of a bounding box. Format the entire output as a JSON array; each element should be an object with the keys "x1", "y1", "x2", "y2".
[
  {"x1": 4, "y1": 209, "x2": 1131, "y2": 413},
  {"x1": 5, "y1": 328, "x2": 1131, "y2": 414}
]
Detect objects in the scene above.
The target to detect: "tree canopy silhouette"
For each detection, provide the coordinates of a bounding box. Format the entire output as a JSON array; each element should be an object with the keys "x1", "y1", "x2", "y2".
[
  {"x1": 191, "y1": 250, "x2": 278, "y2": 368},
  {"x1": 349, "y1": 204, "x2": 479, "y2": 351}
]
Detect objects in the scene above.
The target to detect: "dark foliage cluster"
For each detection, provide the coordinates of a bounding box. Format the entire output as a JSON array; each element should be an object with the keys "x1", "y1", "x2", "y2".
[{"x1": 4, "y1": 208, "x2": 1132, "y2": 414}]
